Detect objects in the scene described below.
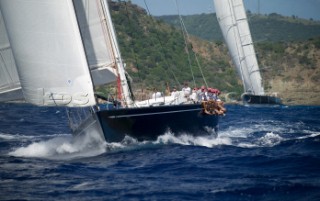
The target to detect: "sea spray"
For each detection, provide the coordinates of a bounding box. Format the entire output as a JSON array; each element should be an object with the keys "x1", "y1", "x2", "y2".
[
  {"x1": 8, "y1": 128, "x2": 107, "y2": 160},
  {"x1": 154, "y1": 131, "x2": 232, "y2": 148}
]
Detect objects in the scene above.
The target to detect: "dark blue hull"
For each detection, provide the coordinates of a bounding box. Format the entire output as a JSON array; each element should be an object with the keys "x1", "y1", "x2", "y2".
[
  {"x1": 242, "y1": 94, "x2": 282, "y2": 106},
  {"x1": 96, "y1": 104, "x2": 219, "y2": 142}
]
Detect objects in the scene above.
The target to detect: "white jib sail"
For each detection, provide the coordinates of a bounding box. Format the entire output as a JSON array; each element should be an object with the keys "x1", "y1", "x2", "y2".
[
  {"x1": 213, "y1": 0, "x2": 264, "y2": 95},
  {"x1": 0, "y1": 9, "x2": 23, "y2": 102},
  {"x1": 0, "y1": 0, "x2": 96, "y2": 107},
  {"x1": 100, "y1": 0, "x2": 134, "y2": 107},
  {"x1": 73, "y1": 0, "x2": 118, "y2": 86}
]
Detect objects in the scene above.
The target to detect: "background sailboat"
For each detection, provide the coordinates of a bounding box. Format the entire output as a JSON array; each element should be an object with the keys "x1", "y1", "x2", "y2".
[
  {"x1": 0, "y1": 0, "x2": 221, "y2": 142},
  {"x1": 213, "y1": 0, "x2": 282, "y2": 105}
]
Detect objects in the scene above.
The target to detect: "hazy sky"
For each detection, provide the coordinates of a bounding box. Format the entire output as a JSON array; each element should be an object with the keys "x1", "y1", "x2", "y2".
[{"x1": 131, "y1": 0, "x2": 320, "y2": 20}]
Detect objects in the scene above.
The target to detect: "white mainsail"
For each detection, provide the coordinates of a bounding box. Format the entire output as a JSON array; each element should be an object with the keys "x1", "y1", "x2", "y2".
[
  {"x1": 0, "y1": 9, "x2": 23, "y2": 102},
  {"x1": 213, "y1": 0, "x2": 264, "y2": 95},
  {"x1": 0, "y1": 0, "x2": 96, "y2": 107}
]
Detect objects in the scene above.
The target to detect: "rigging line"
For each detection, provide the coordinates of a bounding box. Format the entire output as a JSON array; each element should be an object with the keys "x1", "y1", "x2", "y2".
[
  {"x1": 139, "y1": 1, "x2": 171, "y2": 86},
  {"x1": 173, "y1": 0, "x2": 208, "y2": 88},
  {"x1": 120, "y1": 0, "x2": 161, "y2": 106},
  {"x1": 174, "y1": 0, "x2": 196, "y2": 88},
  {"x1": 192, "y1": 44, "x2": 208, "y2": 88},
  {"x1": 122, "y1": 1, "x2": 142, "y2": 84},
  {"x1": 143, "y1": 0, "x2": 179, "y2": 86},
  {"x1": 143, "y1": 0, "x2": 181, "y2": 88},
  {"x1": 100, "y1": 0, "x2": 135, "y2": 105}
]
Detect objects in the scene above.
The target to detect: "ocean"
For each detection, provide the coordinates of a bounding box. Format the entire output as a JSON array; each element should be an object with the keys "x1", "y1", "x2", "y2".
[{"x1": 0, "y1": 103, "x2": 319, "y2": 200}]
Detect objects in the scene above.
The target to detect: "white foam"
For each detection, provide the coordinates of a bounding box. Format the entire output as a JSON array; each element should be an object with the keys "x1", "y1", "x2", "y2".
[
  {"x1": 297, "y1": 131, "x2": 320, "y2": 140},
  {"x1": 7, "y1": 123, "x2": 319, "y2": 159},
  {"x1": 153, "y1": 132, "x2": 232, "y2": 148},
  {"x1": 70, "y1": 182, "x2": 94, "y2": 190},
  {"x1": 8, "y1": 129, "x2": 107, "y2": 160},
  {"x1": 256, "y1": 132, "x2": 283, "y2": 147},
  {"x1": 103, "y1": 136, "x2": 139, "y2": 152},
  {"x1": 217, "y1": 126, "x2": 284, "y2": 148},
  {"x1": 0, "y1": 133, "x2": 16, "y2": 140},
  {"x1": 220, "y1": 126, "x2": 255, "y2": 138},
  {"x1": 0, "y1": 133, "x2": 38, "y2": 141}
]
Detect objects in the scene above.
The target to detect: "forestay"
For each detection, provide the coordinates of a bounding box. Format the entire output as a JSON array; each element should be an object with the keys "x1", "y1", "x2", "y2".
[{"x1": 0, "y1": 0, "x2": 96, "y2": 107}]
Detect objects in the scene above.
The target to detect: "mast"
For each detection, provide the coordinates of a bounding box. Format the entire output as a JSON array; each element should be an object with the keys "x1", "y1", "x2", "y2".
[{"x1": 100, "y1": 0, "x2": 134, "y2": 107}]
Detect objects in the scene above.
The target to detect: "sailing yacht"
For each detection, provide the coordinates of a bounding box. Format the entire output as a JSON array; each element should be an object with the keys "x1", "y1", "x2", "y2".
[
  {"x1": 0, "y1": 0, "x2": 221, "y2": 142},
  {"x1": 213, "y1": 0, "x2": 282, "y2": 105}
]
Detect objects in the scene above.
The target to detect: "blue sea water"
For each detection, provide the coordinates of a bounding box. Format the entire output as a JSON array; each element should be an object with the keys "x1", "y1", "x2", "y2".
[{"x1": 0, "y1": 103, "x2": 320, "y2": 201}]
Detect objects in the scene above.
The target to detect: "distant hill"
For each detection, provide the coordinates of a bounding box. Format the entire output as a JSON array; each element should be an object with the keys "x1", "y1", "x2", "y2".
[
  {"x1": 108, "y1": 1, "x2": 320, "y2": 105},
  {"x1": 157, "y1": 12, "x2": 320, "y2": 42}
]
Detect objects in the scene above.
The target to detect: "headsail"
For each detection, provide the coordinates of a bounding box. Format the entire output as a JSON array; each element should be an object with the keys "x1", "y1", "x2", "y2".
[
  {"x1": 73, "y1": 0, "x2": 118, "y2": 86},
  {"x1": 75, "y1": 0, "x2": 133, "y2": 107},
  {"x1": 0, "y1": 0, "x2": 96, "y2": 107},
  {"x1": 213, "y1": 0, "x2": 264, "y2": 95},
  {"x1": 0, "y1": 9, "x2": 23, "y2": 102},
  {"x1": 99, "y1": 0, "x2": 134, "y2": 107}
]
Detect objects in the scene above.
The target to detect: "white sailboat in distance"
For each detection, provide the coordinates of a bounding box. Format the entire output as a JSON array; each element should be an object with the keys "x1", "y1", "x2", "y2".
[{"x1": 213, "y1": 0, "x2": 282, "y2": 105}]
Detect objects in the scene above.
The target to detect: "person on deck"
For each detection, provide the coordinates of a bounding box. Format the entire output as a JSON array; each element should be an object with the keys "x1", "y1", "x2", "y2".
[
  {"x1": 215, "y1": 89, "x2": 221, "y2": 101},
  {"x1": 181, "y1": 82, "x2": 191, "y2": 98},
  {"x1": 152, "y1": 88, "x2": 162, "y2": 99},
  {"x1": 207, "y1": 88, "x2": 214, "y2": 100},
  {"x1": 198, "y1": 85, "x2": 207, "y2": 101},
  {"x1": 190, "y1": 87, "x2": 198, "y2": 103},
  {"x1": 211, "y1": 89, "x2": 218, "y2": 100},
  {"x1": 171, "y1": 87, "x2": 179, "y2": 98}
]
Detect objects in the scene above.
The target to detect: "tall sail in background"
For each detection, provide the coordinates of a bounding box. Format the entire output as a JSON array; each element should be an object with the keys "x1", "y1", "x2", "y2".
[
  {"x1": 0, "y1": 9, "x2": 23, "y2": 102},
  {"x1": 0, "y1": 0, "x2": 96, "y2": 107},
  {"x1": 213, "y1": 0, "x2": 264, "y2": 95}
]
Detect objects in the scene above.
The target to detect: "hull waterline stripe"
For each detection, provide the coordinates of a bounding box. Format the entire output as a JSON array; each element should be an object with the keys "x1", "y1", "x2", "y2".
[{"x1": 106, "y1": 108, "x2": 202, "y2": 118}]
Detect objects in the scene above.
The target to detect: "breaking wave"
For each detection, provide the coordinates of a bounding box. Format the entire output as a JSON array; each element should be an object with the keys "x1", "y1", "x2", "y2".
[{"x1": 8, "y1": 129, "x2": 106, "y2": 160}]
